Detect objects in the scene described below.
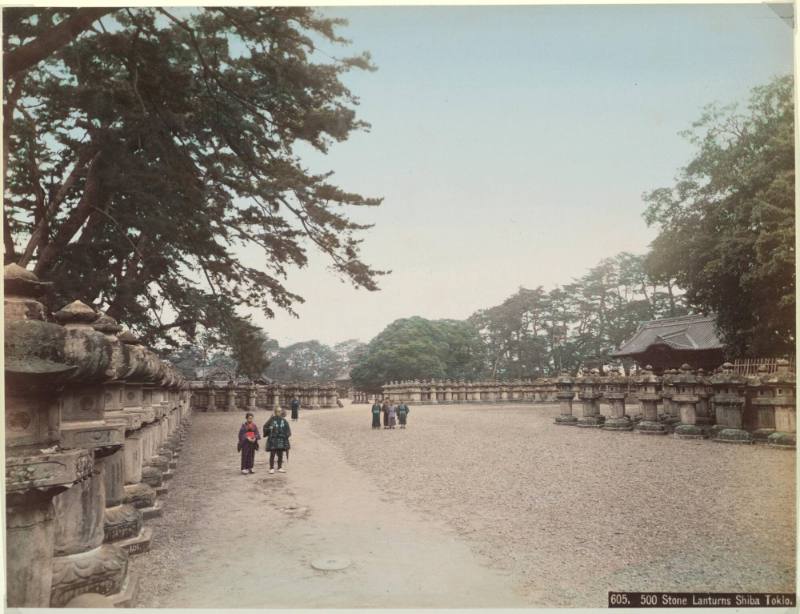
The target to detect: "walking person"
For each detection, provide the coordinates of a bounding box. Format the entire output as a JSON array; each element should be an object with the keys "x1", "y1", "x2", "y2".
[
  {"x1": 371, "y1": 400, "x2": 382, "y2": 429},
  {"x1": 397, "y1": 400, "x2": 410, "y2": 429},
  {"x1": 382, "y1": 400, "x2": 390, "y2": 429},
  {"x1": 388, "y1": 403, "x2": 397, "y2": 429},
  {"x1": 237, "y1": 412, "x2": 260, "y2": 474},
  {"x1": 290, "y1": 396, "x2": 300, "y2": 421},
  {"x1": 263, "y1": 407, "x2": 292, "y2": 474}
]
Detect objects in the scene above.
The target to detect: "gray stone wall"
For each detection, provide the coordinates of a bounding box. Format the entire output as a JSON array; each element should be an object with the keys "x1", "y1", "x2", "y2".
[{"x1": 188, "y1": 381, "x2": 339, "y2": 411}]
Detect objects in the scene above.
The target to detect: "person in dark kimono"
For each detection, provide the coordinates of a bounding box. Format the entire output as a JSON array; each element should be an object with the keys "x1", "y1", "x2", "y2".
[
  {"x1": 237, "y1": 412, "x2": 260, "y2": 474},
  {"x1": 371, "y1": 400, "x2": 382, "y2": 429},
  {"x1": 396, "y1": 400, "x2": 410, "y2": 429},
  {"x1": 290, "y1": 397, "x2": 300, "y2": 421},
  {"x1": 263, "y1": 408, "x2": 292, "y2": 474},
  {"x1": 381, "y1": 401, "x2": 390, "y2": 429}
]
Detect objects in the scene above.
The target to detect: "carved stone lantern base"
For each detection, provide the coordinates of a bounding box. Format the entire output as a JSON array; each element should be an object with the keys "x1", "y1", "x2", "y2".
[
  {"x1": 752, "y1": 428, "x2": 776, "y2": 443},
  {"x1": 673, "y1": 424, "x2": 706, "y2": 439},
  {"x1": 104, "y1": 504, "x2": 152, "y2": 555},
  {"x1": 576, "y1": 415, "x2": 604, "y2": 428},
  {"x1": 714, "y1": 428, "x2": 754, "y2": 444},
  {"x1": 707, "y1": 424, "x2": 726, "y2": 438},
  {"x1": 603, "y1": 416, "x2": 633, "y2": 431},
  {"x1": 122, "y1": 482, "x2": 163, "y2": 519},
  {"x1": 50, "y1": 543, "x2": 129, "y2": 607},
  {"x1": 767, "y1": 431, "x2": 795, "y2": 449},
  {"x1": 554, "y1": 414, "x2": 578, "y2": 425},
  {"x1": 634, "y1": 420, "x2": 667, "y2": 435}
]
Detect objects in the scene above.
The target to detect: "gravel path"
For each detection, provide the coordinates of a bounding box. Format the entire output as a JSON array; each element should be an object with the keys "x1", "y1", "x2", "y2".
[
  {"x1": 310, "y1": 402, "x2": 796, "y2": 607},
  {"x1": 128, "y1": 408, "x2": 527, "y2": 608}
]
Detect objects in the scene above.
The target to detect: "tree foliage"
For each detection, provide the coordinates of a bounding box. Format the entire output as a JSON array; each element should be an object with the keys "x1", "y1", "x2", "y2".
[
  {"x1": 3, "y1": 7, "x2": 385, "y2": 349},
  {"x1": 265, "y1": 340, "x2": 342, "y2": 382},
  {"x1": 349, "y1": 316, "x2": 486, "y2": 392},
  {"x1": 469, "y1": 252, "x2": 686, "y2": 376},
  {"x1": 643, "y1": 75, "x2": 794, "y2": 356}
]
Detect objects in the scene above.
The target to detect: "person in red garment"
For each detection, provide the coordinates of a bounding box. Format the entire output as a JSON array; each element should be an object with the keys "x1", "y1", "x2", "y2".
[{"x1": 237, "y1": 412, "x2": 260, "y2": 474}]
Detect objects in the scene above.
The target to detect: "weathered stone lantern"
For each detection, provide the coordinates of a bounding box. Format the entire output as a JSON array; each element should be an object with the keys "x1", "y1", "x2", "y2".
[
  {"x1": 710, "y1": 362, "x2": 750, "y2": 444},
  {"x1": 603, "y1": 368, "x2": 632, "y2": 431},
  {"x1": 634, "y1": 365, "x2": 665, "y2": 435},
  {"x1": 91, "y1": 313, "x2": 150, "y2": 555},
  {"x1": 754, "y1": 360, "x2": 796, "y2": 449},
  {"x1": 49, "y1": 300, "x2": 132, "y2": 607},
  {"x1": 4, "y1": 265, "x2": 95, "y2": 607},
  {"x1": 554, "y1": 372, "x2": 577, "y2": 425},
  {"x1": 659, "y1": 369, "x2": 680, "y2": 430},
  {"x1": 576, "y1": 369, "x2": 604, "y2": 427},
  {"x1": 671, "y1": 364, "x2": 709, "y2": 439}
]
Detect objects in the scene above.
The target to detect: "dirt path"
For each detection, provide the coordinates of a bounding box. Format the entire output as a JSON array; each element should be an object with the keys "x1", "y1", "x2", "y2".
[
  {"x1": 130, "y1": 410, "x2": 527, "y2": 608},
  {"x1": 131, "y1": 403, "x2": 795, "y2": 608}
]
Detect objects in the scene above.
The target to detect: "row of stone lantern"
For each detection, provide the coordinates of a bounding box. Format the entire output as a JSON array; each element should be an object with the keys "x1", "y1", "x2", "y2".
[
  {"x1": 5, "y1": 264, "x2": 193, "y2": 607},
  {"x1": 187, "y1": 381, "x2": 339, "y2": 411},
  {"x1": 380, "y1": 378, "x2": 561, "y2": 404},
  {"x1": 553, "y1": 363, "x2": 795, "y2": 448}
]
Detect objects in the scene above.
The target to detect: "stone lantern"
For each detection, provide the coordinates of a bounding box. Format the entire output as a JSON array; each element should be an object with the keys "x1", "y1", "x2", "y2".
[
  {"x1": 442, "y1": 379, "x2": 453, "y2": 403},
  {"x1": 554, "y1": 372, "x2": 577, "y2": 425},
  {"x1": 710, "y1": 362, "x2": 750, "y2": 444},
  {"x1": 659, "y1": 369, "x2": 680, "y2": 430},
  {"x1": 576, "y1": 369, "x2": 604, "y2": 427},
  {"x1": 48, "y1": 301, "x2": 134, "y2": 606},
  {"x1": 696, "y1": 368, "x2": 714, "y2": 424},
  {"x1": 4, "y1": 265, "x2": 95, "y2": 607},
  {"x1": 671, "y1": 364, "x2": 709, "y2": 439},
  {"x1": 634, "y1": 365, "x2": 665, "y2": 435},
  {"x1": 603, "y1": 368, "x2": 632, "y2": 431},
  {"x1": 753, "y1": 360, "x2": 796, "y2": 449}
]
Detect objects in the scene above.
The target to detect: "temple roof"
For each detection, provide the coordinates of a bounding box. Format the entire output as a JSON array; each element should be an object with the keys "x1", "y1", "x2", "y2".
[{"x1": 612, "y1": 313, "x2": 724, "y2": 357}]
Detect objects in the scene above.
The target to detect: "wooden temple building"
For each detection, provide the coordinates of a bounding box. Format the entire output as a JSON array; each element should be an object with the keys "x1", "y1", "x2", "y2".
[{"x1": 612, "y1": 313, "x2": 726, "y2": 373}]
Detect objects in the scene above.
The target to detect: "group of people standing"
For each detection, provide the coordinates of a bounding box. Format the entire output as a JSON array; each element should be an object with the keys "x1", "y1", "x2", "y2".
[
  {"x1": 371, "y1": 400, "x2": 410, "y2": 429},
  {"x1": 237, "y1": 405, "x2": 293, "y2": 475}
]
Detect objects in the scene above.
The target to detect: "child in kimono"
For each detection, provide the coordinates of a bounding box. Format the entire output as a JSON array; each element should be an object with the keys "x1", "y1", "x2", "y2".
[{"x1": 238, "y1": 412, "x2": 260, "y2": 474}]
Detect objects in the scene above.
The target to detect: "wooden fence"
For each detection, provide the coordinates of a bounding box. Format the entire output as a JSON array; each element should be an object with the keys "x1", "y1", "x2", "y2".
[{"x1": 732, "y1": 357, "x2": 795, "y2": 375}]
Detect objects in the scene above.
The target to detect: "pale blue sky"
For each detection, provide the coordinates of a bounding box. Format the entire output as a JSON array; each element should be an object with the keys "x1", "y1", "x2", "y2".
[{"x1": 240, "y1": 4, "x2": 793, "y2": 347}]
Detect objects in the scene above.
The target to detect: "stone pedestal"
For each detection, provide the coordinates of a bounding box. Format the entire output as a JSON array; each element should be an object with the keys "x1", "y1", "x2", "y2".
[
  {"x1": 6, "y1": 447, "x2": 93, "y2": 607},
  {"x1": 634, "y1": 366, "x2": 665, "y2": 435},
  {"x1": 98, "y1": 448, "x2": 150, "y2": 555},
  {"x1": 658, "y1": 370, "x2": 681, "y2": 431},
  {"x1": 672, "y1": 365, "x2": 707, "y2": 439},
  {"x1": 603, "y1": 370, "x2": 632, "y2": 431},
  {"x1": 7, "y1": 495, "x2": 56, "y2": 607},
  {"x1": 603, "y1": 392, "x2": 632, "y2": 430},
  {"x1": 554, "y1": 373, "x2": 577, "y2": 425},
  {"x1": 711, "y1": 363, "x2": 751, "y2": 444},
  {"x1": 50, "y1": 467, "x2": 130, "y2": 607},
  {"x1": 576, "y1": 372, "x2": 604, "y2": 428},
  {"x1": 759, "y1": 359, "x2": 795, "y2": 449}
]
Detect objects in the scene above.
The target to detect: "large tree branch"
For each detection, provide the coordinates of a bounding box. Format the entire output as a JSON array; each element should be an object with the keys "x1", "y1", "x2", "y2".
[
  {"x1": 3, "y1": 8, "x2": 115, "y2": 80},
  {"x1": 33, "y1": 150, "x2": 104, "y2": 276},
  {"x1": 19, "y1": 146, "x2": 98, "y2": 267}
]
